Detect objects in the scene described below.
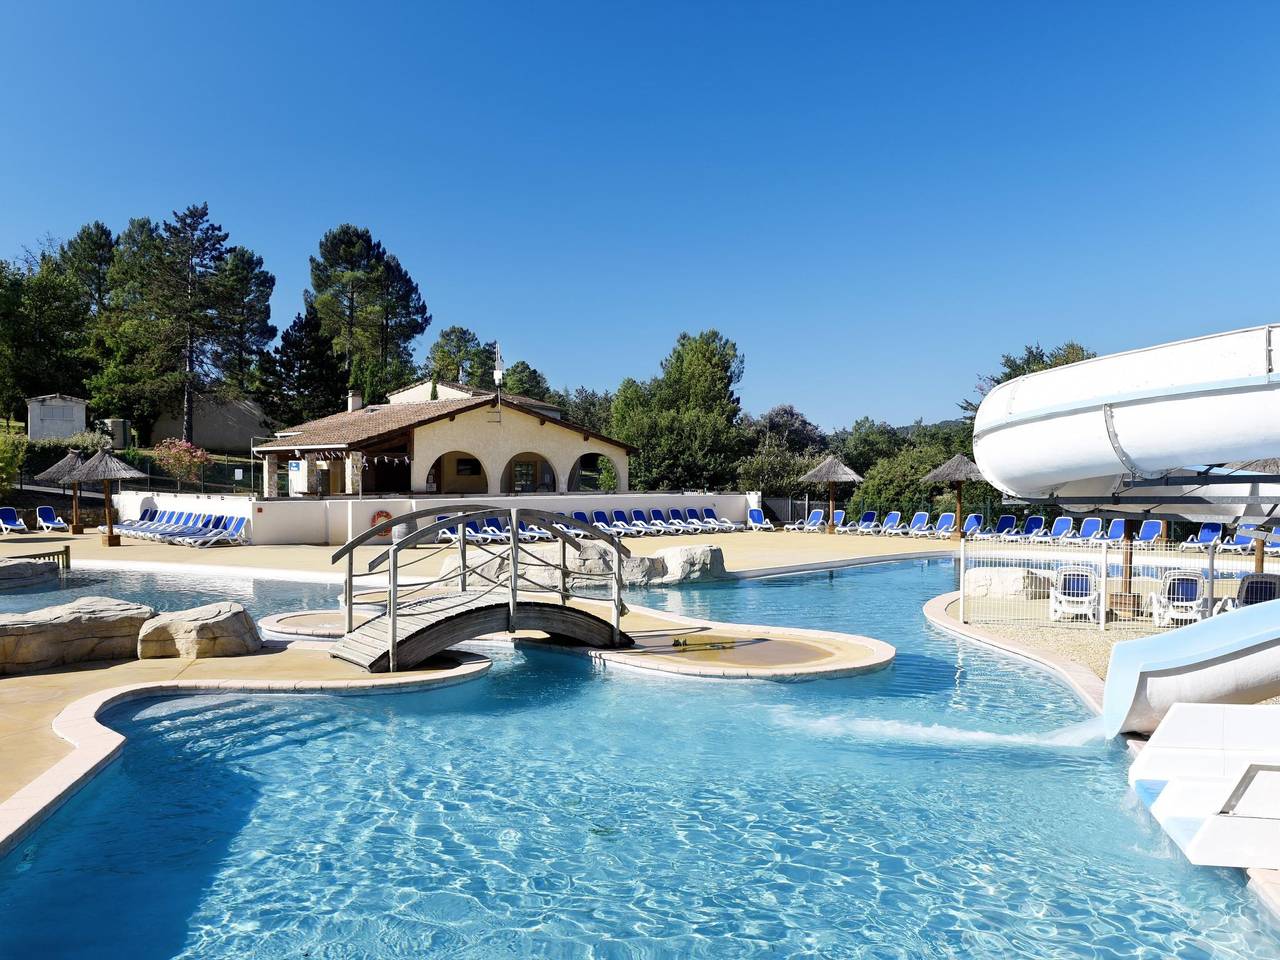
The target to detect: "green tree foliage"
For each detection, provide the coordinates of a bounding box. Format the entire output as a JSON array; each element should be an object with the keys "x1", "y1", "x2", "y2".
[
  {"x1": 57, "y1": 221, "x2": 115, "y2": 320},
  {"x1": 611, "y1": 330, "x2": 748, "y2": 490},
  {"x1": 0, "y1": 256, "x2": 91, "y2": 420},
  {"x1": 748, "y1": 404, "x2": 827, "y2": 455},
  {"x1": 546, "y1": 385, "x2": 614, "y2": 434},
  {"x1": 212, "y1": 246, "x2": 276, "y2": 396},
  {"x1": 89, "y1": 217, "x2": 181, "y2": 441},
  {"x1": 0, "y1": 434, "x2": 28, "y2": 498},
  {"x1": 960, "y1": 341, "x2": 1095, "y2": 416},
  {"x1": 309, "y1": 225, "x2": 430, "y2": 399},
  {"x1": 736, "y1": 434, "x2": 821, "y2": 496},
  {"x1": 258, "y1": 300, "x2": 346, "y2": 427},
  {"x1": 501, "y1": 360, "x2": 551, "y2": 400},
  {"x1": 855, "y1": 443, "x2": 950, "y2": 513},
  {"x1": 422, "y1": 325, "x2": 497, "y2": 388},
  {"x1": 831, "y1": 416, "x2": 905, "y2": 475}
]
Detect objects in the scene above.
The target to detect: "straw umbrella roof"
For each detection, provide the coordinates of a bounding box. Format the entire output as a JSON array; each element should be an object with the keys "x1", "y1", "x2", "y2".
[
  {"x1": 1225, "y1": 458, "x2": 1280, "y2": 474},
  {"x1": 64, "y1": 449, "x2": 146, "y2": 483},
  {"x1": 33, "y1": 450, "x2": 87, "y2": 485},
  {"x1": 922, "y1": 453, "x2": 984, "y2": 486},
  {"x1": 799, "y1": 456, "x2": 863, "y2": 484}
]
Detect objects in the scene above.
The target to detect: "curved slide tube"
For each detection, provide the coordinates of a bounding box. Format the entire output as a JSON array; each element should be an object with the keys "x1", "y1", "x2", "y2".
[
  {"x1": 1103, "y1": 599, "x2": 1280, "y2": 737},
  {"x1": 973, "y1": 324, "x2": 1280, "y2": 520}
]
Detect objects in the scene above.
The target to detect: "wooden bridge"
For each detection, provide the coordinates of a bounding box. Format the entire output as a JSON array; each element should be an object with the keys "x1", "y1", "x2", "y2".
[{"x1": 330, "y1": 505, "x2": 632, "y2": 673}]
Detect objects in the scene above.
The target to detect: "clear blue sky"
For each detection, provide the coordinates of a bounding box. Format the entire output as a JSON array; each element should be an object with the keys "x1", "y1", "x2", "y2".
[{"x1": 3, "y1": 2, "x2": 1279, "y2": 428}]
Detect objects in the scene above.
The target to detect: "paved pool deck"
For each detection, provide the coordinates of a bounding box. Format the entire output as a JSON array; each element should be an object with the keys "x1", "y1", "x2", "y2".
[{"x1": 0, "y1": 527, "x2": 955, "y2": 579}]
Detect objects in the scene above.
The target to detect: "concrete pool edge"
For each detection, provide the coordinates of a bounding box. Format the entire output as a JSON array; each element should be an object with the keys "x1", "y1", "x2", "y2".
[
  {"x1": 922, "y1": 590, "x2": 1105, "y2": 714},
  {"x1": 0, "y1": 652, "x2": 492, "y2": 863}
]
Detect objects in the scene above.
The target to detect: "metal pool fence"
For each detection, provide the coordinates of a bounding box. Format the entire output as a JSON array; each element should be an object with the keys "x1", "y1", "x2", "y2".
[{"x1": 958, "y1": 536, "x2": 1274, "y2": 634}]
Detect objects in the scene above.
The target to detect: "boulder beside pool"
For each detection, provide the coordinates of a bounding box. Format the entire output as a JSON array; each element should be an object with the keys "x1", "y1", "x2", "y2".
[
  {"x1": 0, "y1": 596, "x2": 155, "y2": 674},
  {"x1": 137, "y1": 601, "x2": 263, "y2": 660},
  {"x1": 0, "y1": 558, "x2": 59, "y2": 592}
]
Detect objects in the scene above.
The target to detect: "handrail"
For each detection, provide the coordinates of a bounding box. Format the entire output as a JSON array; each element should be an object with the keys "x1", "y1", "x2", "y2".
[
  {"x1": 329, "y1": 501, "x2": 505, "y2": 563},
  {"x1": 1220, "y1": 762, "x2": 1280, "y2": 816}
]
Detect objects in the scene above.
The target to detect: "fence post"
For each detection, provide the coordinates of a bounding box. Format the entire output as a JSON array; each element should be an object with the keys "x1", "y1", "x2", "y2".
[
  {"x1": 1207, "y1": 542, "x2": 1217, "y2": 614},
  {"x1": 1099, "y1": 540, "x2": 1109, "y2": 633},
  {"x1": 958, "y1": 537, "x2": 967, "y2": 623}
]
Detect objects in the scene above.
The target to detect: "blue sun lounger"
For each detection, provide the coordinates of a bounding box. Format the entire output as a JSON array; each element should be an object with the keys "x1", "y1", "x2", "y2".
[
  {"x1": 35, "y1": 505, "x2": 69, "y2": 532},
  {"x1": 700, "y1": 507, "x2": 743, "y2": 531},
  {"x1": 960, "y1": 513, "x2": 984, "y2": 538},
  {"x1": 747, "y1": 508, "x2": 774, "y2": 531},
  {"x1": 1179, "y1": 522, "x2": 1222, "y2": 552},
  {"x1": 783, "y1": 509, "x2": 823, "y2": 532},
  {"x1": 838, "y1": 510, "x2": 876, "y2": 535},
  {"x1": 0, "y1": 507, "x2": 29, "y2": 534},
  {"x1": 974, "y1": 515, "x2": 1016, "y2": 540}
]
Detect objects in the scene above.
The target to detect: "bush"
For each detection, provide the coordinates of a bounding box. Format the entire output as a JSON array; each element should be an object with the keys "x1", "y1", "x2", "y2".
[
  {"x1": 0, "y1": 434, "x2": 28, "y2": 498},
  {"x1": 24, "y1": 431, "x2": 112, "y2": 474},
  {"x1": 152, "y1": 439, "x2": 213, "y2": 491}
]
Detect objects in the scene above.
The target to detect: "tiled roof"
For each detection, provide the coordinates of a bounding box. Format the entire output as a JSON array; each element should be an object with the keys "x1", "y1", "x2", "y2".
[
  {"x1": 389, "y1": 378, "x2": 560, "y2": 411},
  {"x1": 254, "y1": 396, "x2": 634, "y2": 454}
]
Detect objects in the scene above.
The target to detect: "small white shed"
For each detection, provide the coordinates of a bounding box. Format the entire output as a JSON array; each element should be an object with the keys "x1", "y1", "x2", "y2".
[{"x1": 26, "y1": 394, "x2": 88, "y2": 441}]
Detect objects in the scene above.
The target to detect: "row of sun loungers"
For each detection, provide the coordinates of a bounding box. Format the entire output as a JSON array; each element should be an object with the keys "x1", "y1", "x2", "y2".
[
  {"x1": 108, "y1": 509, "x2": 249, "y2": 547},
  {"x1": 0, "y1": 505, "x2": 71, "y2": 534},
  {"x1": 435, "y1": 507, "x2": 747, "y2": 545}
]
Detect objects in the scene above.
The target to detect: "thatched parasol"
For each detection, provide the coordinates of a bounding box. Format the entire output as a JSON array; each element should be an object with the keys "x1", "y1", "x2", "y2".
[
  {"x1": 921, "y1": 454, "x2": 985, "y2": 540},
  {"x1": 65, "y1": 450, "x2": 145, "y2": 546},
  {"x1": 34, "y1": 450, "x2": 87, "y2": 534},
  {"x1": 799, "y1": 456, "x2": 864, "y2": 533}
]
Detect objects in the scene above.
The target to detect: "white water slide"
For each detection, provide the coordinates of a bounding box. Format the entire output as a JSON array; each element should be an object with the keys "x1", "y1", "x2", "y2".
[
  {"x1": 974, "y1": 324, "x2": 1280, "y2": 741},
  {"x1": 973, "y1": 324, "x2": 1280, "y2": 522}
]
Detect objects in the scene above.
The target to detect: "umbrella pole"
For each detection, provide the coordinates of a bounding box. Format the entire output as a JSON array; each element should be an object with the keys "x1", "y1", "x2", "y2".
[
  {"x1": 828, "y1": 481, "x2": 835, "y2": 534},
  {"x1": 101, "y1": 479, "x2": 119, "y2": 547},
  {"x1": 71, "y1": 482, "x2": 83, "y2": 535}
]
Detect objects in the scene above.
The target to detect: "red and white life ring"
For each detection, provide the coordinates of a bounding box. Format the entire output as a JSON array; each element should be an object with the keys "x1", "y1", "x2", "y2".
[{"x1": 370, "y1": 510, "x2": 394, "y2": 535}]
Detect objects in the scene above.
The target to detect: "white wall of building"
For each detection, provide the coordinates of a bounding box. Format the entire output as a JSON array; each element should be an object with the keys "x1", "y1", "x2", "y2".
[
  {"x1": 409, "y1": 404, "x2": 629, "y2": 495},
  {"x1": 26, "y1": 396, "x2": 87, "y2": 440},
  {"x1": 114, "y1": 489, "x2": 755, "y2": 546}
]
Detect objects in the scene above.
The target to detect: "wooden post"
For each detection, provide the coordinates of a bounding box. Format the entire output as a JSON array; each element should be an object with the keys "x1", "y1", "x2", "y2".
[
  {"x1": 1121, "y1": 520, "x2": 1134, "y2": 596},
  {"x1": 100, "y1": 480, "x2": 119, "y2": 547},
  {"x1": 1255, "y1": 535, "x2": 1266, "y2": 574},
  {"x1": 70, "y1": 482, "x2": 83, "y2": 535},
  {"x1": 827, "y1": 481, "x2": 835, "y2": 534}
]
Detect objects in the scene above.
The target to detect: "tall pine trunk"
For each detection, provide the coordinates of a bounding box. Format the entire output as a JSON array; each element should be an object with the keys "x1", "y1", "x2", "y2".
[{"x1": 183, "y1": 321, "x2": 195, "y2": 443}]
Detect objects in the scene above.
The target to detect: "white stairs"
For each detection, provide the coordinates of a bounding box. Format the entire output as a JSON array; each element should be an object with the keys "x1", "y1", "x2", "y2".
[{"x1": 1130, "y1": 703, "x2": 1280, "y2": 869}]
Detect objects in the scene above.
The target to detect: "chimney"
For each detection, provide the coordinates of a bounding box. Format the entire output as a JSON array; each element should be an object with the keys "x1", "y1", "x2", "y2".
[{"x1": 347, "y1": 389, "x2": 363, "y2": 412}]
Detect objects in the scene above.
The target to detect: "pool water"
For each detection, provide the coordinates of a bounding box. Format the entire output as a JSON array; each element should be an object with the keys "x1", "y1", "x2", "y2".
[
  {"x1": 0, "y1": 559, "x2": 1277, "y2": 958},
  {"x1": 0, "y1": 568, "x2": 339, "y2": 620}
]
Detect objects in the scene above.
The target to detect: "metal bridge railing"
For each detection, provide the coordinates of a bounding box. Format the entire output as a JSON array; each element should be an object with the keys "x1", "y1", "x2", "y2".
[{"x1": 331, "y1": 502, "x2": 630, "y2": 670}]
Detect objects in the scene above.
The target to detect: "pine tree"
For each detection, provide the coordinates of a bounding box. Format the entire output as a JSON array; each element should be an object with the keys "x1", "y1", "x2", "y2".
[
  {"x1": 264, "y1": 299, "x2": 345, "y2": 426},
  {"x1": 212, "y1": 246, "x2": 276, "y2": 396}
]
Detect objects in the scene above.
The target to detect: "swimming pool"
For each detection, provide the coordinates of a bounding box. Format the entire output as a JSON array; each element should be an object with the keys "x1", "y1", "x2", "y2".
[
  {"x1": 0, "y1": 567, "x2": 338, "y2": 620},
  {"x1": 0, "y1": 559, "x2": 1276, "y2": 958}
]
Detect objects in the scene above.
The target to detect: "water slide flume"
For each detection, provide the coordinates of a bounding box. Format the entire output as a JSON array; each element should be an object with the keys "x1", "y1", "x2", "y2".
[
  {"x1": 973, "y1": 324, "x2": 1280, "y2": 521},
  {"x1": 1102, "y1": 600, "x2": 1280, "y2": 737}
]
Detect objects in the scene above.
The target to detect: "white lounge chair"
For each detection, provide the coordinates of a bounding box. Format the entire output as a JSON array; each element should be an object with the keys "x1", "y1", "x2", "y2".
[
  {"x1": 784, "y1": 509, "x2": 824, "y2": 532},
  {"x1": 0, "y1": 507, "x2": 29, "y2": 534},
  {"x1": 1049, "y1": 566, "x2": 1102, "y2": 623},
  {"x1": 747, "y1": 508, "x2": 774, "y2": 531},
  {"x1": 1148, "y1": 570, "x2": 1212, "y2": 628}
]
